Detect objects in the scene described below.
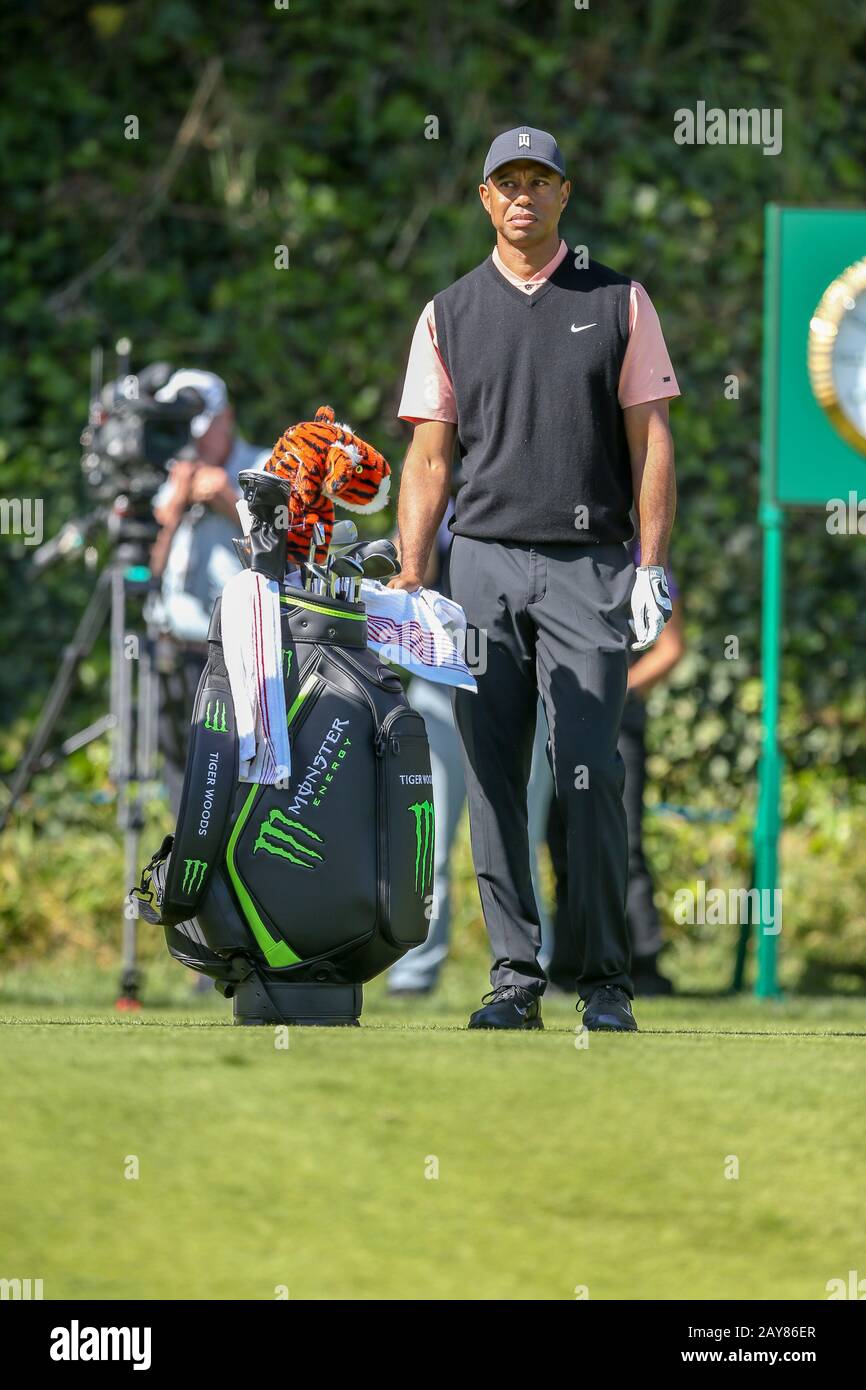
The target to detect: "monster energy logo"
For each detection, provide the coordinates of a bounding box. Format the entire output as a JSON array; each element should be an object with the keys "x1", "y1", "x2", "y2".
[
  {"x1": 203, "y1": 699, "x2": 227, "y2": 732},
  {"x1": 284, "y1": 649, "x2": 293, "y2": 679},
  {"x1": 182, "y1": 858, "x2": 208, "y2": 894},
  {"x1": 408, "y1": 800, "x2": 435, "y2": 896},
  {"x1": 253, "y1": 808, "x2": 324, "y2": 869}
]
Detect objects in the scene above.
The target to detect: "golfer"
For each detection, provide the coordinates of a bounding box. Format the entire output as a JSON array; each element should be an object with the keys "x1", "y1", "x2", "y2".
[{"x1": 391, "y1": 125, "x2": 678, "y2": 1031}]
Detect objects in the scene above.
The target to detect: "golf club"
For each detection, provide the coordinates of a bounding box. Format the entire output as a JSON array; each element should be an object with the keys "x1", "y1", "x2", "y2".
[
  {"x1": 343, "y1": 541, "x2": 401, "y2": 601},
  {"x1": 305, "y1": 561, "x2": 330, "y2": 596},
  {"x1": 327, "y1": 520, "x2": 359, "y2": 598},
  {"x1": 305, "y1": 520, "x2": 327, "y2": 591},
  {"x1": 344, "y1": 538, "x2": 398, "y2": 565},
  {"x1": 328, "y1": 519, "x2": 359, "y2": 558},
  {"x1": 327, "y1": 554, "x2": 364, "y2": 600}
]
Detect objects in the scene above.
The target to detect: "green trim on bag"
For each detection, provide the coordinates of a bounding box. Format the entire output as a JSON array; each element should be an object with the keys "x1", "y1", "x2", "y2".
[
  {"x1": 286, "y1": 673, "x2": 318, "y2": 729},
  {"x1": 226, "y1": 784, "x2": 301, "y2": 968},
  {"x1": 280, "y1": 596, "x2": 365, "y2": 621}
]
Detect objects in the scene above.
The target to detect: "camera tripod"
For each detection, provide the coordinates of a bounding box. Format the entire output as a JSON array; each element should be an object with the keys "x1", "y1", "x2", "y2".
[{"x1": 0, "y1": 545, "x2": 162, "y2": 1008}]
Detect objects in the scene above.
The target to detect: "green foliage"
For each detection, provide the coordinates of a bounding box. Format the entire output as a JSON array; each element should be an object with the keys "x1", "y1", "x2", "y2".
[{"x1": 2, "y1": 1, "x2": 866, "y2": 973}]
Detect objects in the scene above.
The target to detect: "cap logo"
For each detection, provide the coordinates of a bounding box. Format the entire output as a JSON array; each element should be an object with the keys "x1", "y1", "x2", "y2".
[{"x1": 518, "y1": 132, "x2": 531, "y2": 148}]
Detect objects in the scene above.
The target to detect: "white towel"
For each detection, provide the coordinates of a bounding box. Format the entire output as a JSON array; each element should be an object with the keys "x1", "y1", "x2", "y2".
[
  {"x1": 219, "y1": 572, "x2": 474, "y2": 789},
  {"x1": 220, "y1": 569, "x2": 291, "y2": 784},
  {"x1": 360, "y1": 581, "x2": 477, "y2": 692}
]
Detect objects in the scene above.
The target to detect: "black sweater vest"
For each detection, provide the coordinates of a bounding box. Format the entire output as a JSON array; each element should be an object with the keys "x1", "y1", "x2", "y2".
[{"x1": 433, "y1": 253, "x2": 634, "y2": 545}]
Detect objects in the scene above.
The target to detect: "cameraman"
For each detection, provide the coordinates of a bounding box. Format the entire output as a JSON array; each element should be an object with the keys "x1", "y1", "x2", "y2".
[{"x1": 149, "y1": 369, "x2": 270, "y2": 810}]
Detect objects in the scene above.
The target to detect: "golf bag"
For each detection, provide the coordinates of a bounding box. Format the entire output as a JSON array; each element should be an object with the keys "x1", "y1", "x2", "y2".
[{"x1": 133, "y1": 472, "x2": 434, "y2": 1024}]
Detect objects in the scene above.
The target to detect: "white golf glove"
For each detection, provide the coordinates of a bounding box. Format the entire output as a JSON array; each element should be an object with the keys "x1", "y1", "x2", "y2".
[{"x1": 629, "y1": 565, "x2": 672, "y2": 651}]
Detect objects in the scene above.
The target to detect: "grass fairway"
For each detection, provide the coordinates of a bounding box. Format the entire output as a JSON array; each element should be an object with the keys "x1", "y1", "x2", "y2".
[{"x1": 1, "y1": 962, "x2": 864, "y2": 1301}]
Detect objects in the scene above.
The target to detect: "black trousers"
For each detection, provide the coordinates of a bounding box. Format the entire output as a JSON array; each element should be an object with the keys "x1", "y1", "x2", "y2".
[
  {"x1": 449, "y1": 534, "x2": 635, "y2": 1001},
  {"x1": 547, "y1": 695, "x2": 663, "y2": 983}
]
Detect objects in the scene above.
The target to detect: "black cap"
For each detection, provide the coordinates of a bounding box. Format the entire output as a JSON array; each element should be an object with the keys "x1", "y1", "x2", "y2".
[{"x1": 483, "y1": 126, "x2": 566, "y2": 182}]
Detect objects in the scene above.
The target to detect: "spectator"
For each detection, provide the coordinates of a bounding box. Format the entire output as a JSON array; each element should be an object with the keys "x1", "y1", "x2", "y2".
[
  {"x1": 387, "y1": 498, "x2": 468, "y2": 996},
  {"x1": 148, "y1": 369, "x2": 270, "y2": 812}
]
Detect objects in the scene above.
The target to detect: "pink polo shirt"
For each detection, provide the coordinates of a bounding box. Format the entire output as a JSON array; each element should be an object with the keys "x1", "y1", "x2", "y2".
[{"x1": 398, "y1": 239, "x2": 680, "y2": 423}]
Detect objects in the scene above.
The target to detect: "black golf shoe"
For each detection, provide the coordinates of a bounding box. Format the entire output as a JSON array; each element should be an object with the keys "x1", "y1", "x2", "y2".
[
  {"x1": 468, "y1": 984, "x2": 543, "y2": 1030},
  {"x1": 579, "y1": 985, "x2": 638, "y2": 1032}
]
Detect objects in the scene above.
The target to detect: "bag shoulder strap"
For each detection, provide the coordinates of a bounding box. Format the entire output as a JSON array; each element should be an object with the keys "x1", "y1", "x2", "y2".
[
  {"x1": 129, "y1": 834, "x2": 174, "y2": 925},
  {"x1": 132, "y1": 598, "x2": 239, "y2": 927}
]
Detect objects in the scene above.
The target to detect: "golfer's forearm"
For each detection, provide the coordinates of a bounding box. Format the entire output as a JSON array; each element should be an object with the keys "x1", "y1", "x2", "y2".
[
  {"x1": 632, "y1": 433, "x2": 676, "y2": 568},
  {"x1": 396, "y1": 448, "x2": 450, "y2": 580}
]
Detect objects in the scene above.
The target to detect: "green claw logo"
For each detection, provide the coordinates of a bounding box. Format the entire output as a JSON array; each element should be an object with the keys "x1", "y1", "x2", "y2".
[
  {"x1": 203, "y1": 700, "x2": 228, "y2": 733},
  {"x1": 182, "y1": 858, "x2": 208, "y2": 894},
  {"x1": 284, "y1": 649, "x2": 293, "y2": 679},
  {"x1": 409, "y1": 800, "x2": 435, "y2": 896},
  {"x1": 253, "y1": 808, "x2": 324, "y2": 869}
]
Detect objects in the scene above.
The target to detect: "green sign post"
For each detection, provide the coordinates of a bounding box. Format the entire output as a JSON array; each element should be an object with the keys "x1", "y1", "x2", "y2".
[{"x1": 754, "y1": 205, "x2": 866, "y2": 996}]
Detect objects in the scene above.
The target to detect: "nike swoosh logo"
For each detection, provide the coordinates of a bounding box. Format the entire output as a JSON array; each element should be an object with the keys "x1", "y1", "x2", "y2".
[{"x1": 571, "y1": 323, "x2": 597, "y2": 333}]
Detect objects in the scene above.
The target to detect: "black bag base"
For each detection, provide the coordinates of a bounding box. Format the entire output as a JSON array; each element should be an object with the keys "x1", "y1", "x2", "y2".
[{"x1": 228, "y1": 975, "x2": 363, "y2": 1027}]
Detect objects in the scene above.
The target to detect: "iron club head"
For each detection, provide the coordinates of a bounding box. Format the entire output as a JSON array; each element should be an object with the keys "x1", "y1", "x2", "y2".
[
  {"x1": 327, "y1": 554, "x2": 364, "y2": 600},
  {"x1": 329, "y1": 519, "x2": 359, "y2": 553},
  {"x1": 305, "y1": 519, "x2": 328, "y2": 589}
]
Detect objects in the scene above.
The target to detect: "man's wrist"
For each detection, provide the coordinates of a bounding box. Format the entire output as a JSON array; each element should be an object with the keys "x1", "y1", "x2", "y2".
[
  {"x1": 222, "y1": 483, "x2": 241, "y2": 514},
  {"x1": 398, "y1": 554, "x2": 427, "y2": 584},
  {"x1": 165, "y1": 498, "x2": 190, "y2": 526}
]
